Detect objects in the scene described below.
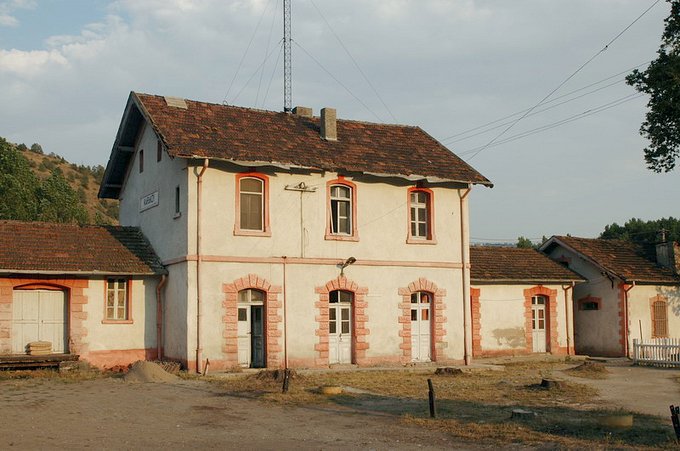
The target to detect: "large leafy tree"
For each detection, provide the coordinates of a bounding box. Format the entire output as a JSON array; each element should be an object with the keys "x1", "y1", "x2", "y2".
[
  {"x1": 0, "y1": 137, "x2": 39, "y2": 220},
  {"x1": 600, "y1": 217, "x2": 680, "y2": 245},
  {"x1": 626, "y1": 0, "x2": 680, "y2": 172},
  {"x1": 36, "y1": 168, "x2": 89, "y2": 224}
]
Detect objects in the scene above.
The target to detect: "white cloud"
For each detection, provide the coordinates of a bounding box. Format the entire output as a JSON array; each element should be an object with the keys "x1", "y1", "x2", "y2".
[
  {"x1": 0, "y1": 48, "x2": 67, "y2": 74},
  {"x1": 0, "y1": 0, "x2": 35, "y2": 27}
]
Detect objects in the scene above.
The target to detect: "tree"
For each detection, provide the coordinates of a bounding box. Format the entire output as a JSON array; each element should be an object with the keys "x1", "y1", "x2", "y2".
[
  {"x1": 626, "y1": 0, "x2": 680, "y2": 172},
  {"x1": 36, "y1": 168, "x2": 89, "y2": 224},
  {"x1": 0, "y1": 137, "x2": 39, "y2": 220},
  {"x1": 30, "y1": 143, "x2": 43, "y2": 154},
  {"x1": 516, "y1": 236, "x2": 535, "y2": 249},
  {"x1": 600, "y1": 217, "x2": 680, "y2": 245}
]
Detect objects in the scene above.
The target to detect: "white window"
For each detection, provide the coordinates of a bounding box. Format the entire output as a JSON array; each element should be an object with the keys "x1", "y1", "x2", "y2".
[
  {"x1": 410, "y1": 191, "x2": 430, "y2": 239},
  {"x1": 330, "y1": 184, "x2": 352, "y2": 235},
  {"x1": 106, "y1": 278, "x2": 129, "y2": 321},
  {"x1": 239, "y1": 177, "x2": 264, "y2": 231}
]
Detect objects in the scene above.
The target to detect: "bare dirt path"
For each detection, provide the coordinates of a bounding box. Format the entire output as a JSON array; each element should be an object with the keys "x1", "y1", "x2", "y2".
[
  {"x1": 557, "y1": 363, "x2": 680, "y2": 418},
  {"x1": 0, "y1": 378, "x2": 481, "y2": 450}
]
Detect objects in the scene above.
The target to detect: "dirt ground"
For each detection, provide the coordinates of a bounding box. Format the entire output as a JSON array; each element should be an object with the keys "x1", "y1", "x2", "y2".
[
  {"x1": 0, "y1": 360, "x2": 678, "y2": 449},
  {"x1": 0, "y1": 377, "x2": 480, "y2": 450}
]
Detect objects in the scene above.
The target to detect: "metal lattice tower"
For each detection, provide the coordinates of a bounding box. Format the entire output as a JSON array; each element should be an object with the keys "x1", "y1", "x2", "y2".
[{"x1": 283, "y1": 0, "x2": 292, "y2": 112}]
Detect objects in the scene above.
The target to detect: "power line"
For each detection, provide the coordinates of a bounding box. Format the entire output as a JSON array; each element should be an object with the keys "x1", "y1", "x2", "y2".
[
  {"x1": 231, "y1": 39, "x2": 284, "y2": 105},
  {"x1": 223, "y1": 0, "x2": 276, "y2": 105},
  {"x1": 262, "y1": 41, "x2": 284, "y2": 108},
  {"x1": 442, "y1": 61, "x2": 651, "y2": 144},
  {"x1": 309, "y1": 0, "x2": 398, "y2": 123},
  {"x1": 466, "y1": 0, "x2": 661, "y2": 161},
  {"x1": 459, "y1": 93, "x2": 645, "y2": 155},
  {"x1": 293, "y1": 40, "x2": 383, "y2": 122},
  {"x1": 256, "y1": 0, "x2": 280, "y2": 107}
]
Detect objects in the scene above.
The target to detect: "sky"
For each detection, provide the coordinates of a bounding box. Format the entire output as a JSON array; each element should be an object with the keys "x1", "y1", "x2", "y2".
[{"x1": 0, "y1": 0, "x2": 677, "y2": 243}]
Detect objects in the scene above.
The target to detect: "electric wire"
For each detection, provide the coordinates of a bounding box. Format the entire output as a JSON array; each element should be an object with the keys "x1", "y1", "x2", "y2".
[
  {"x1": 223, "y1": 0, "x2": 276, "y2": 105},
  {"x1": 442, "y1": 61, "x2": 651, "y2": 144},
  {"x1": 256, "y1": 0, "x2": 280, "y2": 107},
  {"x1": 466, "y1": 0, "x2": 661, "y2": 160},
  {"x1": 262, "y1": 41, "x2": 284, "y2": 108},
  {"x1": 459, "y1": 93, "x2": 645, "y2": 155},
  {"x1": 231, "y1": 39, "x2": 284, "y2": 105},
  {"x1": 309, "y1": 0, "x2": 398, "y2": 123},
  {"x1": 293, "y1": 40, "x2": 383, "y2": 122}
]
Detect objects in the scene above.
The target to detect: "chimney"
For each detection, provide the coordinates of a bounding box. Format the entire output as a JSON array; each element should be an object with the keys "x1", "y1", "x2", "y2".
[
  {"x1": 320, "y1": 107, "x2": 337, "y2": 141},
  {"x1": 656, "y1": 241, "x2": 680, "y2": 275},
  {"x1": 292, "y1": 106, "x2": 312, "y2": 117}
]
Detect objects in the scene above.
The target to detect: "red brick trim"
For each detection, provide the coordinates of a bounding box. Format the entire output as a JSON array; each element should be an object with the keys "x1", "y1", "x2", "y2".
[
  {"x1": 523, "y1": 286, "x2": 559, "y2": 354},
  {"x1": 397, "y1": 278, "x2": 447, "y2": 363},
  {"x1": 650, "y1": 294, "x2": 669, "y2": 338},
  {"x1": 0, "y1": 278, "x2": 89, "y2": 356},
  {"x1": 577, "y1": 294, "x2": 601, "y2": 311},
  {"x1": 617, "y1": 283, "x2": 633, "y2": 356},
  {"x1": 406, "y1": 187, "x2": 437, "y2": 244},
  {"x1": 314, "y1": 276, "x2": 369, "y2": 366},
  {"x1": 470, "y1": 287, "x2": 481, "y2": 357},
  {"x1": 222, "y1": 274, "x2": 283, "y2": 368},
  {"x1": 325, "y1": 176, "x2": 359, "y2": 241},
  {"x1": 234, "y1": 172, "x2": 271, "y2": 237}
]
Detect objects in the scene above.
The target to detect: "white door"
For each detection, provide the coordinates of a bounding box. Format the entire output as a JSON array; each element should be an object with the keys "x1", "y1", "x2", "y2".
[
  {"x1": 237, "y1": 289, "x2": 265, "y2": 368},
  {"x1": 329, "y1": 290, "x2": 352, "y2": 364},
  {"x1": 532, "y1": 295, "x2": 547, "y2": 353},
  {"x1": 411, "y1": 292, "x2": 431, "y2": 362},
  {"x1": 12, "y1": 290, "x2": 68, "y2": 354}
]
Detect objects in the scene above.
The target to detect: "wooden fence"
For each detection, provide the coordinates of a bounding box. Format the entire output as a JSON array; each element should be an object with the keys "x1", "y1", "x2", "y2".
[{"x1": 633, "y1": 338, "x2": 680, "y2": 367}]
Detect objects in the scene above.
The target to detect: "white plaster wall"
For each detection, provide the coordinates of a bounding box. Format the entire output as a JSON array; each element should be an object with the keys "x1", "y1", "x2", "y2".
[
  {"x1": 192, "y1": 261, "x2": 464, "y2": 365},
  {"x1": 118, "y1": 124, "x2": 189, "y2": 262},
  {"x1": 545, "y1": 245, "x2": 622, "y2": 355},
  {"x1": 83, "y1": 277, "x2": 157, "y2": 352},
  {"x1": 628, "y1": 284, "x2": 680, "y2": 343},
  {"x1": 186, "y1": 163, "x2": 465, "y2": 263}
]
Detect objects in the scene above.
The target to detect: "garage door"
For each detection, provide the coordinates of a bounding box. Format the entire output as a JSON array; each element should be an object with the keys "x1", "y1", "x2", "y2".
[{"x1": 12, "y1": 290, "x2": 68, "y2": 354}]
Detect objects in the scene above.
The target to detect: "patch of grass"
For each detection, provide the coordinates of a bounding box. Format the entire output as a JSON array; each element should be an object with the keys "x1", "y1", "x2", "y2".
[
  {"x1": 209, "y1": 362, "x2": 676, "y2": 448},
  {"x1": 0, "y1": 367, "x2": 105, "y2": 383}
]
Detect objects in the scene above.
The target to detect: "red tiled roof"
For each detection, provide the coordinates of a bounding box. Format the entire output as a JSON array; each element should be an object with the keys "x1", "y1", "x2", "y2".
[
  {"x1": 470, "y1": 246, "x2": 584, "y2": 283},
  {"x1": 548, "y1": 236, "x2": 680, "y2": 284},
  {"x1": 0, "y1": 221, "x2": 166, "y2": 275},
  {"x1": 135, "y1": 93, "x2": 492, "y2": 185}
]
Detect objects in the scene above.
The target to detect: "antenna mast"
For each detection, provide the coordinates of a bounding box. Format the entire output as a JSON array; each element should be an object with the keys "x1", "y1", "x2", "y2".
[{"x1": 283, "y1": 0, "x2": 292, "y2": 112}]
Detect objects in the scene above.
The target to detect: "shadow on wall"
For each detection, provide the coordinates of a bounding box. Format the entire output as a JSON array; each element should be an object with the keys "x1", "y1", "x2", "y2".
[
  {"x1": 660, "y1": 286, "x2": 680, "y2": 317},
  {"x1": 492, "y1": 327, "x2": 526, "y2": 348}
]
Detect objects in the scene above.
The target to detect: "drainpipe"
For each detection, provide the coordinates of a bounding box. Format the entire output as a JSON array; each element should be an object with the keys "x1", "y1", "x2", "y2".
[
  {"x1": 623, "y1": 281, "x2": 636, "y2": 358},
  {"x1": 195, "y1": 159, "x2": 209, "y2": 373},
  {"x1": 156, "y1": 274, "x2": 168, "y2": 361},
  {"x1": 282, "y1": 256, "x2": 289, "y2": 369},
  {"x1": 459, "y1": 185, "x2": 472, "y2": 365},
  {"x1": 561, "y1": 282, "x2": 574, "y2": 356}
]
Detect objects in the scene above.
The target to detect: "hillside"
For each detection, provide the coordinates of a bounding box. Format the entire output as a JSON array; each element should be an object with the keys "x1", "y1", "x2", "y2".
[{"x1": 17, "y1": 144, "x2": 118, "y2": 224}]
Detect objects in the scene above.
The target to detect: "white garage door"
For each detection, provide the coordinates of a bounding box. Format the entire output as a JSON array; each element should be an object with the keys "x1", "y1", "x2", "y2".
[{"x1": 12, "y1": 290, "x2": 68, "y2": 354}]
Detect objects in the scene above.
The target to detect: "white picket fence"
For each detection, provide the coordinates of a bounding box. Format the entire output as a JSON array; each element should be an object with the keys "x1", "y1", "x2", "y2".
[{"x1": 633, "y1": 338, "x2": 680, "y2": 367}]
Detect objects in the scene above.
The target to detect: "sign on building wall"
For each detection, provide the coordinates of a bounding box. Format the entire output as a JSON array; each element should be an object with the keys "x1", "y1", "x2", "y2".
[{"x1": 140, "y1": 191, "x2": 159, "y2": 212}]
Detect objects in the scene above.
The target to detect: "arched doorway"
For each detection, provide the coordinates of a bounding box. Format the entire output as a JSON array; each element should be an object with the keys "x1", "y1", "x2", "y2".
[
  {"x1": 12, "y1": 288, "x2": 68, "y2": 354},
  {"x1": 411, "y1": 291, "x2": 432, "y2": 362},
  {"x1": 329, "y1": 290, "x2": 353, "y2": 364},
  {"x1": 237, "y1": 288, "x2": 265, "y2": 368},
  {"x1": 531, "y1": 295, "x2": 548, "y2": 353}
]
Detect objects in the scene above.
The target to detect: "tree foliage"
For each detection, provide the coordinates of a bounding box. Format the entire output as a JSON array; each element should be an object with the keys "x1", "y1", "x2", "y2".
[
  {"x1": 516, "y1": 236, "x2": 535, "y2": 249},
  {"x1": 626, "y1": 0, "x2": 680, "y2": 172},
  {"x1": 0, "y1": 137, "x2": 39, "y2": 220},
  {"x1": 600, "y1": 217, "x2": 680, "y2": 245},
  {"x1": 0, "y1": 137, "x2": 89, "y2": 224}
]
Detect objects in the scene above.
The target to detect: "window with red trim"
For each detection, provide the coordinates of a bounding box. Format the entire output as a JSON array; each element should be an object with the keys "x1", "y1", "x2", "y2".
[
  {"x1": 325, "y1": 178, "x2": 358, "y2": 241},
  {"x1": 235, "y1": 173, "x2": 270, "y2": 236},
  {"x1": 652, "y1": 297, "x2": 669, "y2": 338},
  {"x1": 407, "y1": 188, "x2": 435, "y2": 242}
]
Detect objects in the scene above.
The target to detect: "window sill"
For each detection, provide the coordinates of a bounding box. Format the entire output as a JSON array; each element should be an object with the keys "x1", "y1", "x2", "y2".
[
  {"x1": 325, "y1": 233, "x2": 359, "y2": 242},
  {"x1": 234, "y1": 229, "x2": 272, "y2": 237},
  {"x1": 101, "y1": 319, "x2": 134, "y2": 325},
  {"x1": 406, "y1": 237, "x2": 437, "y2": 245}
]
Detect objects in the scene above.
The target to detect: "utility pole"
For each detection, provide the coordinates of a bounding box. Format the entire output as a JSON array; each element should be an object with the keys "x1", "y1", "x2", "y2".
[{"x1": 283, "y1": 0, "x2": 292, "y2": 112}]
